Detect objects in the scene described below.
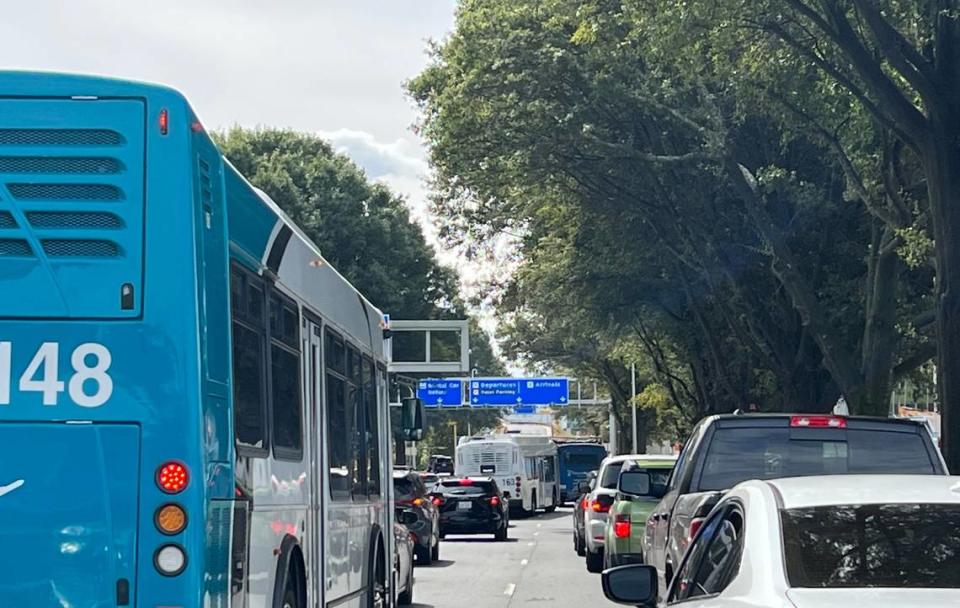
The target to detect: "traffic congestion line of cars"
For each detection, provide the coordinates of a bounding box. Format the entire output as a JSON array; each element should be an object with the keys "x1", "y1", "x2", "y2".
[{"x1": 573, "y1": 412, "x2": 951, "y2": 607}]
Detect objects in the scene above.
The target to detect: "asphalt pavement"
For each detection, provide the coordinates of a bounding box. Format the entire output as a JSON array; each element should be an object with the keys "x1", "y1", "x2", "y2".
[{"x1": 410, "y1": 506, "x2": 613, "y2": 607}]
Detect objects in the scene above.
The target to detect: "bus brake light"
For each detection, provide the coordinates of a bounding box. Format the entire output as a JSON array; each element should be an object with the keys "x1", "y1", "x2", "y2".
[
  {"x1": 159, "y1": 109, "x2": 169, "y2": 135},
  {"x1": 157, "y1": 462, "x2": 188, "y2": 493}
]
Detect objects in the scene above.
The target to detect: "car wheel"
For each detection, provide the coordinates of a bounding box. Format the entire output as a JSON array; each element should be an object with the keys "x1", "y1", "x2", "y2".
[
  {"x1": 586, "y1": 548, "x2": 603, "y2": 573},
  {"x1": 495, "y1": 523, "x2": 508, "y2": 541},
  {"x1": 397, "y1": 565, "x2": 414, "y2": 605},
  {"x1": 431, "y1": 539, "x2": 440, "y2": 562},
  {"x1": 415, "y1": 544, "x2": 433, "y2": 566},
  {"x1": 576, "y1": 530, "x2": 586, "y2": 557}
]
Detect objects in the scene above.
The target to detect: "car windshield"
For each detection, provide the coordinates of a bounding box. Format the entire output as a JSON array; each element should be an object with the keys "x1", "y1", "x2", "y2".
[
  {"x1": 781, "y1": 503, "x2": 960, "y2": 588},
  {"x1": 697, "y1": 427, "x2": 936, "y2": 491},
  {"x1": 600, "y1": 461, "x2": 627, "y2": 489}
]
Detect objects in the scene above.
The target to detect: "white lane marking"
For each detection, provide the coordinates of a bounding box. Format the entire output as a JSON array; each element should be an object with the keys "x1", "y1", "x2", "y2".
[
  {"x1": 504, "y1": 583, "x2": 516, "y2": 596},
  {"x1": 527, "y1": 542, "x2": 535, "y2": 546},
  {"x1": 537, "y1": 523, "x2": 542, "y2": 528},
  {"x1": 521, "y1": 559, "x2": 529, "y2": 566},
  {"x1": 534, "y1": 532, "x2": 540, "y2": 537},
  {"x1": 0, "y1": 479, "x2": 24, "y2": 498}
]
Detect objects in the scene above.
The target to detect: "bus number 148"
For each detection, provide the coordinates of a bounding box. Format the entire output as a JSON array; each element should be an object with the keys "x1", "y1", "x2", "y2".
[{"x1": 0, "y1": 342, "x2": 113, "y2": 407}]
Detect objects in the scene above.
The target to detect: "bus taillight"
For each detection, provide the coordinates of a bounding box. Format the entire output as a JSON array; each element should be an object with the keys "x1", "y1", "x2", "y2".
[
  {"x1": 157, "y1": 462, "x2": 189, "y2": 493},
  {"x1": 159, "y1": 109, "x2": 169, "y2": 135},
  {"x1": 155, "y1": 503, "x2": 187, "y2": 535}
]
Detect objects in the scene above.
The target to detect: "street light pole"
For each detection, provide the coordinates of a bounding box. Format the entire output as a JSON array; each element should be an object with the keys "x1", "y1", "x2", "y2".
[{"x1": 631, "y1": 362, "x2": 638, "y2": 454}]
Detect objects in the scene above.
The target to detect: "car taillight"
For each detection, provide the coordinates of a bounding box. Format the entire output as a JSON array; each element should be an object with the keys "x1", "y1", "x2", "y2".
[
  {"x1": 687, "y1": 517, "x2": 705, "y2": 542},
  {"x1": 790, "y1": 415, "x2": 846, "y2": 428},
  {"x1": 459, "y1": 478, "x2": 473, "y2": 486},
  {"x1": 591, "y1": 500, "x2": 611, "y2": 513},
  {"x1": 157, "y1": 462, "x2": 188, "y2": 494},
  {"x1": 614, "y1": 514, "x2": 631, "y2": 538},
  {"x1": 489, "y1": 495, "x2": 501, "y2": 507},
  {"x1": 581, "y1": 496, "x2": 589, "y2": 510},
  {"x1": 432, "y1": 496, "x2": 443, "y2": 507},
  {"x1": 412, "y1": 497, "x2": 425, "y2": 507}
]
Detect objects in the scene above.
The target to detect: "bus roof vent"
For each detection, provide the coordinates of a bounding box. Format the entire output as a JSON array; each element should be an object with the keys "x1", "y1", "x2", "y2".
[{"x1": 0, "y1": 98, "x2": 145, "y2": 318}]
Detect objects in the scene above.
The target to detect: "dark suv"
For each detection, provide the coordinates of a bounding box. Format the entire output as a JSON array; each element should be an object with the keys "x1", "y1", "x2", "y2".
[
  {"x1": 433, "y1": 477, "x2": 509, "y2": 541},
  {"x1": 427, "y1": 454, "x2": 455, "y2": 475},
  {"x1": 393, "y1": 471, "x2": 441, "y2": 564},
  {"x1": 643, "y1": 413, "x2": 947, "y2": 591}
]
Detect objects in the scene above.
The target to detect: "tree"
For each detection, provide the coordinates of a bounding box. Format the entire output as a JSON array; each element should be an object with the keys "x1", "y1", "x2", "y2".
[
  {"x1": 409, "y1": 0, "x2": 936, "y2": 434},
  {"x1": 214, "y1": 128, "x2": 507, "y2": 460}
]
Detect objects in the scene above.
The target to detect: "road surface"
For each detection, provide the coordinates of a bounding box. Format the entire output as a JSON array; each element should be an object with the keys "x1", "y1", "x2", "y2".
[{"x1": 410, "y1": 506, "x2": 613, "y2": 607}]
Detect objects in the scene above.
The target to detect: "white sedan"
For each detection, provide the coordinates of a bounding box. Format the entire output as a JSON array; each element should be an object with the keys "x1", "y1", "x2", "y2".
[{"x1": 602, "y1": 475, "x2": 960, "y2": 607}]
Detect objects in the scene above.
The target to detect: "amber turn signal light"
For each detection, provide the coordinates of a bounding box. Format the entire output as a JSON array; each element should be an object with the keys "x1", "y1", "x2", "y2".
[{"x1": 155, "y1": 503, "x2": 187, "y2": 535}]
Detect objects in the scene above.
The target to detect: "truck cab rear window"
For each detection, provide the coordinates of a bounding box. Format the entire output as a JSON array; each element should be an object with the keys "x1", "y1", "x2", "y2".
[
  {"x1": 781, "y1": 504, "x2": 960, "y2": 588},
  {"x1": 696, "y1": 427, "x2": 936, "y2": 491}
]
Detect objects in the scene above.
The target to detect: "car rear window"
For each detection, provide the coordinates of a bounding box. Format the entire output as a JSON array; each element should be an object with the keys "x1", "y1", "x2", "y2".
[
  {"x1": 393, "y1": 477, "x2": 415, "y2": 499},
  {"x1": 439, "y1": 480, "x2": 496, "y2": 496},
  {"x1": 781, "y1": 504, "x2": 960, "y2": 588},
  {"x1": 600, "y1": 461, "x2": 627, "y2": 489},
  {"x1": 696, "y1": 427, "x2": 936, "y2": 491}
]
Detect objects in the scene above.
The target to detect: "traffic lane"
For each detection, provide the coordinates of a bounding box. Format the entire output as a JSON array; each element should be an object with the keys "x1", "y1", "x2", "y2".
[{"x1": 411, "y1": 507, "x2": 613, "y2": 608}]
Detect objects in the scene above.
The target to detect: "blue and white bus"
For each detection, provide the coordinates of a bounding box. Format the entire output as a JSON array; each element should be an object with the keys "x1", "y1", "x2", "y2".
[
  {"x1": 0, "y1": 72, "x2": 417, "y2": 608},
  {"x1": 556, "y1": 442, "x2": 607, "y2": 503}
]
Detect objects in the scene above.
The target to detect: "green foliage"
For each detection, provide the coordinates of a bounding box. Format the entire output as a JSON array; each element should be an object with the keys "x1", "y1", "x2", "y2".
[{"x1": 410, "y1": 0, "x2": 940, "y2": 427}]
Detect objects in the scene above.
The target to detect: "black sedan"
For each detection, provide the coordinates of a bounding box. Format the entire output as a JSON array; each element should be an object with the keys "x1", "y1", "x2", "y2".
[
  {"x1": 572, "y1": 469, "x2": 597, "y2": 556},
  {"x1": 433, "y1": 477, "x2": 509, "y2": 541}
]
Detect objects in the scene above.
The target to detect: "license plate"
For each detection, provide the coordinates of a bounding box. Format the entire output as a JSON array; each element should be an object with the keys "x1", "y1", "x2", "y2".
[{"x1": 457, "y1": 501, "x2": 472, "y2": 511}]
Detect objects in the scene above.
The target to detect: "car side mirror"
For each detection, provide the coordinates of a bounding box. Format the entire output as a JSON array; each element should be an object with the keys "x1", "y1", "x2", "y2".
[
  {"x1": 401, "y1": 397, "x2": 425, "y2": 441},
  {"x1": 577, "y1": 480, "x2": 592, "y2": 495},
  {"x1": 602, "y1": 564, "x2": 658, "y2": 606},
  {"x1": 618, "y1": 470, "x2": 654, "y2": 497},
  {"x1": 396, "y1": 509, "x2": 418, "y2": 526}
]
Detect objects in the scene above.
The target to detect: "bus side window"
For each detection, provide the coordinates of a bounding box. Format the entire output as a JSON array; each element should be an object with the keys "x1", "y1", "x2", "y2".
[
  {"x1": 364, "y1": 357, "x2": 381, "y2": 497},
  {"x1": 269, "y1": 291, "x2": 302, "y2": 461},
  {"x1": 348, "y1": 346, "x2": 366, "y2": 499},
  {"x1": 230, "y1": 265, "x2": 268, "y2": 454},
  {"x1": 325, "y1": 330, "x2": 352, "y2": 500}
]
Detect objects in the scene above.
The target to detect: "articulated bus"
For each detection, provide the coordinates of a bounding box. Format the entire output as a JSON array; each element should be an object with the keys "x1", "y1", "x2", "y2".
[{"x1": 0, "y1": 73, "x2": 414, "y2": 608}]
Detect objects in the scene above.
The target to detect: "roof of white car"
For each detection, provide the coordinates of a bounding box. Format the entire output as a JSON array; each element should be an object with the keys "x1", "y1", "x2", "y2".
[{"x1": 763, "y1": 475, "x2": 960, "y2": 509}]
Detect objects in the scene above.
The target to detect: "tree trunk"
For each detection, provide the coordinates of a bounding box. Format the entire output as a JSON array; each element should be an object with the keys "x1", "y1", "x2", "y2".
[
  {"x1": 926, "y1": 116, "x2": 960, "y2": 472},
  {"x1": 858, "y1": 228, "x2": 900, "y2": 416}
]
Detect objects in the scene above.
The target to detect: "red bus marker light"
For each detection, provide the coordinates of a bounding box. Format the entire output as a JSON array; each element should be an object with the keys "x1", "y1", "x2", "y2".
[{"x1": 157, "y1": 462, "x2": 188, "y2": 494}]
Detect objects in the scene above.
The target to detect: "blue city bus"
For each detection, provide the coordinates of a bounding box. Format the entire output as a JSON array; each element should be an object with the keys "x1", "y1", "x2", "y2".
[
  {"x1": 555, "y1": 442, "x2": 607, "y2": 503},
  {"x1": 0, "y1": 73, "x2": 404, "y2": 608}
]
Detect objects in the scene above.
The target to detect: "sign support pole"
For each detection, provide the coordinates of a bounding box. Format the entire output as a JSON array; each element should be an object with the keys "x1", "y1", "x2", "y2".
[{"x1": 631, "y1": 362, "x2": 638, "y2": 454}]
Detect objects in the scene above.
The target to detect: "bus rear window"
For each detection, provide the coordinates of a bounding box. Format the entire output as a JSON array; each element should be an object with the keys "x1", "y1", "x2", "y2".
[
  {"x1": 565, "y1": 452, "x2": 604, "y2": 468},
  {"x1": 781, "y1": 504, "x2": 960, "y2": 588},
  {"x1": 697, "y1": 427, "x2": 935, "y2": 491}
]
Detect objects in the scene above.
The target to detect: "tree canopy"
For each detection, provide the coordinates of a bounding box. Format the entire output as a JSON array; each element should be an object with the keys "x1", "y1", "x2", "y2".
[{"x1": 409, "y1": 0, "x2": 948, "y2": 454}]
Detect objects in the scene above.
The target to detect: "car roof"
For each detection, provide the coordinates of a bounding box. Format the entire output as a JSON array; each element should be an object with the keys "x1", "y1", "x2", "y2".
[
  {"x1": 440, "y1": 476, "x2": 495, "y2": 484},
  {"x1": 706, "y1": 412, "x2": 926, "y2": 429},
  {"x1": 629, "y1": 455, "x2": 678, "y2": 467},
  {"x1": 761, "y1": 475, "x2": 960, "y2": 509},
  {"x1": 601, "y1": 454, "x2": 643, "y2": 465}
]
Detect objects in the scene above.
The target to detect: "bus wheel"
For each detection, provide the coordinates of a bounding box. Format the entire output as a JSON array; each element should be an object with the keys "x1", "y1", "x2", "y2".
[{"x1": 281, "y1": 577, "x2": 300, "y2": 608}]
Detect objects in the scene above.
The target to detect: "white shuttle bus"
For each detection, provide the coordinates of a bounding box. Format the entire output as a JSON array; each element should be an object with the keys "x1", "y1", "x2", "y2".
[{"x1": 455, "y1": 435, "x2": 558, "y2": 514}]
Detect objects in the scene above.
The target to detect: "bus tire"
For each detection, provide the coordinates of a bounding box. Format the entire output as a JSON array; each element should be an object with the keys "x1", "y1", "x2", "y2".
[
  {"x1": 272, "y1": 537, "x2": 306, "y2": 608},
  {"x1": 368, "y1": 536, "x2": 387, "y2": 608}
]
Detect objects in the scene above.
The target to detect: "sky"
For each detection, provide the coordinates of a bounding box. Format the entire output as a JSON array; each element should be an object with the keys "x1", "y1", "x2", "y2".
[{"x1": 0, "y1": 1, "x2": 514, "y2": 351}]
